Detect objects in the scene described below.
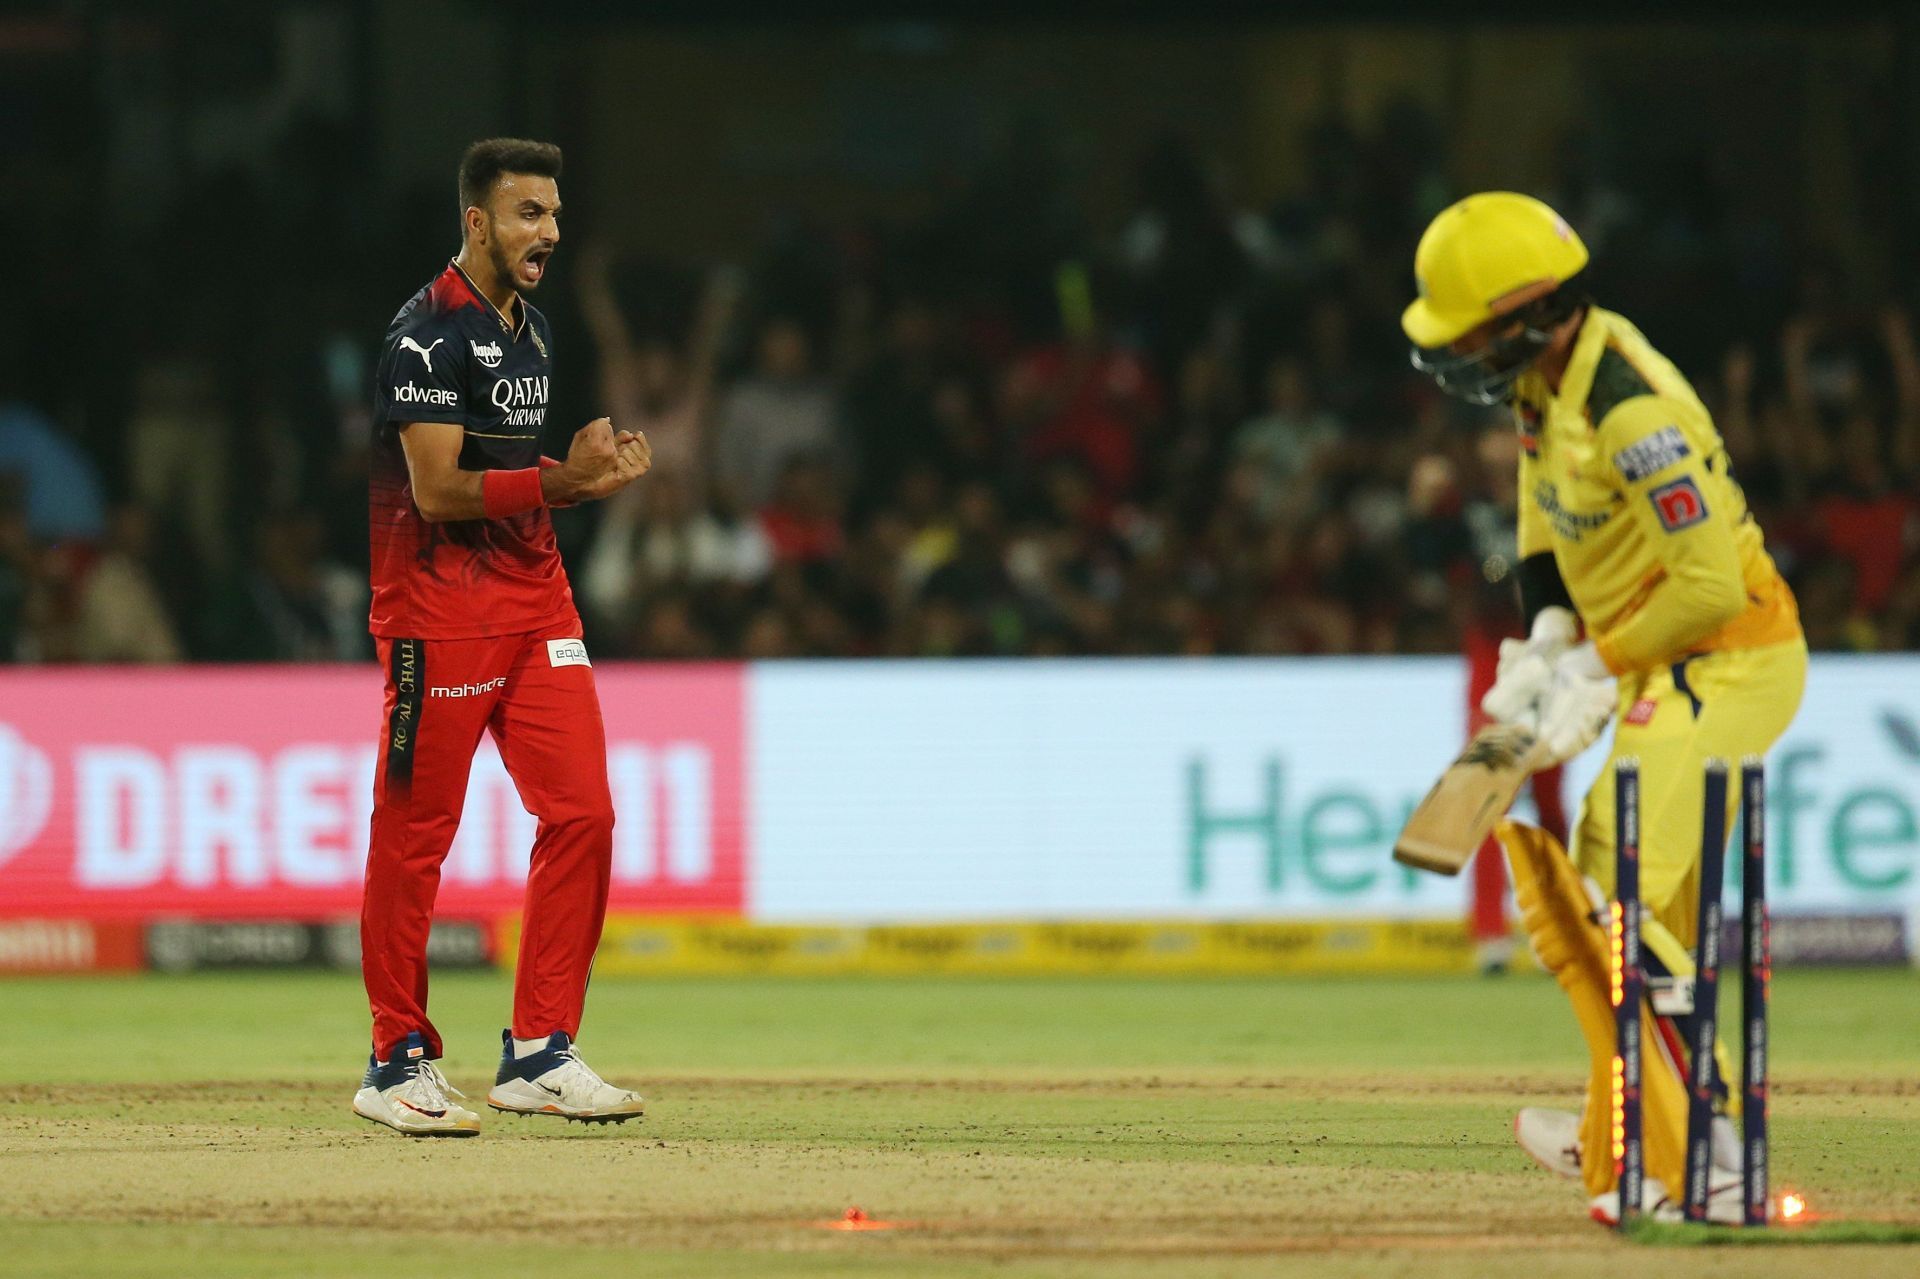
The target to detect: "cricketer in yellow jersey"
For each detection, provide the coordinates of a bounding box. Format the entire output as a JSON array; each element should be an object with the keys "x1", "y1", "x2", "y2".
[{"x1": 1402, "y1": 192, "x2": 1806, "y2": 1223}]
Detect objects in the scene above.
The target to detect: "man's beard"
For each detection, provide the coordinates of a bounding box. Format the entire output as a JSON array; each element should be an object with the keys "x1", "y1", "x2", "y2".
[{"x1": 491, "y1": 237, "x2": 536, "y2": 295}]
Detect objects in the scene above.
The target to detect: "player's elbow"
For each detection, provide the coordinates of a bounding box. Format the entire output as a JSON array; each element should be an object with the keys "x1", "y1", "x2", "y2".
[{"x1": 413, "y1": 489, "x2": 456, "y2": 523}]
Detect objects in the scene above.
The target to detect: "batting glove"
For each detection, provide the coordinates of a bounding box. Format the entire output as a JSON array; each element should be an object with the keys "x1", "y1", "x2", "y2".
[
  {"x1": 1535, "y1": 641, "x2": 1618, "y2": 766},
  {"x1": 1480, "y1": 606, "x2": 1579, "y2": 731}
]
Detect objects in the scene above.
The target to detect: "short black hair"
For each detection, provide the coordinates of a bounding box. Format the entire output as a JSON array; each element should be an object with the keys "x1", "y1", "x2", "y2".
[{"x1": 458, "y1": 138, "x2": 562, "y2": 213}]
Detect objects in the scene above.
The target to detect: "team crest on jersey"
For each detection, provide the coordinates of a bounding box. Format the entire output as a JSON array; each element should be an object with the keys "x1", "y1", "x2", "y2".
[
  {"x1": 1612, "y1": 426, "x2": 1690, "y2": 482},
  {"x1": 1650, "y1": 476, "x2": 1708, "y2": 532}
]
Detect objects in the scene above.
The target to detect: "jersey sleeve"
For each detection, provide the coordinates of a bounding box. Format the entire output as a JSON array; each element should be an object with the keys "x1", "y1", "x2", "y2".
[
  {"x1": 374, "y1": 310, "x2": 471, "y2": 427},
  {"x1": 1587, "y1": 396, "x2": 1749, "y2": 674}
]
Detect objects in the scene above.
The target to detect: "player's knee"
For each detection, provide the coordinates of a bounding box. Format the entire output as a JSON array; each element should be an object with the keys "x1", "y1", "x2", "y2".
[
  {"x1": 561, "y1": 791, "x2": 615, "y2": 841},
  {"x1": 529, "y1": 781, "x2": 614, "y2": 842}
]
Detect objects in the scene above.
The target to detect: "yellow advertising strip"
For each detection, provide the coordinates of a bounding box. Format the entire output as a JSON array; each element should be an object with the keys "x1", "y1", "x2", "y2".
[{"x1": 497, "y1": 917, "x2": 1481, "y2": 977}]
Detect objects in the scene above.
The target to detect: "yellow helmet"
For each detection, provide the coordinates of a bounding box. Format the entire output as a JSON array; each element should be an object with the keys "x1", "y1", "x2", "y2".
[{"x1": 1401, "y1": 192, "x2": 1588, "y2": 349}]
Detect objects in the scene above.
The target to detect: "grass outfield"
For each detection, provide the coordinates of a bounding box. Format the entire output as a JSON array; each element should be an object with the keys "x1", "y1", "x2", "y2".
[{"x1": 1, "y1": 970, "x2": 1916, "y2": 1278}]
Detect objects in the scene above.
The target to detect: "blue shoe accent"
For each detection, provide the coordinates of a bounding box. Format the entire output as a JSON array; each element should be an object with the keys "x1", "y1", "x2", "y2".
[
  {"x1": 495, "y1": 1029, "x2": 573, "y2": 1087},
  {"x1": 362, "y1": 1031, "x2": 433, "y2": 1090}
]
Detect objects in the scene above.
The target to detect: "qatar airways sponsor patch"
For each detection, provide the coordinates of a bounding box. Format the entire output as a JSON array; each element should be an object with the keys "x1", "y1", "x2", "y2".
[
  {"x1": 1612, "y1": 426, "x2": 1690, "y2": 482},
  {"x1": 1649, "y1": 475, "x2": 1708, "y2": 532},
  {"x1": 547, "y1": 638, "x2": 591, "y2": 668}
]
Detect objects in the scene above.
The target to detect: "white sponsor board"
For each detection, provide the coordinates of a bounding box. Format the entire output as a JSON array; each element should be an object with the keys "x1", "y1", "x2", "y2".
[
  {"x1": 751, "y1": 659, "x2": 1475, "y2": 920},
  {"x1": 750, "y1": 656, "x2": 1920, "y2": 923}
]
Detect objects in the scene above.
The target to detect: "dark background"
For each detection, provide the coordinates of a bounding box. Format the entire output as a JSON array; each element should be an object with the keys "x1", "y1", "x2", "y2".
[{"x1": 4, "y1": 1, "x2": 1918, "y2": 662}]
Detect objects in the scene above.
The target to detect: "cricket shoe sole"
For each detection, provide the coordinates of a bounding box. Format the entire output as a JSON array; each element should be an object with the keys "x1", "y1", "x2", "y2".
[{"x1": 486, "y1": 1077, "x2": 646, "y2": 1124}]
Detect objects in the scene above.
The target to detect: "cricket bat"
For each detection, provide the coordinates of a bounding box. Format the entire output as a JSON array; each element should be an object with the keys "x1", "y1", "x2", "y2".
[{"x1": 1393, "y1": 724, "x2": 1550, "y2": 875}]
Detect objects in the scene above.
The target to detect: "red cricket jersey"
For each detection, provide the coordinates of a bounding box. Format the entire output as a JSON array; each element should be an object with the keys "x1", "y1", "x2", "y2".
[{"x1": 368, "y1": 262, "x2": 577, "y2": 639}]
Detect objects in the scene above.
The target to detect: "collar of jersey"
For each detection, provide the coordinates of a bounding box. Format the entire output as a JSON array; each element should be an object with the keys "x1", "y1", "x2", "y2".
[
  {"x1": 449, "y1": 259, "x2": 527, "y2": 338},
  {"x1": 1550, "y1": 308, "x2": 1612, "y2": 424}
]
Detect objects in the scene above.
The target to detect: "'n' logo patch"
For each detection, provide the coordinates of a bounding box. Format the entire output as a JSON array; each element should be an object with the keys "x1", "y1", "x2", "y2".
[{"x1": 1649, "y1": 476, "x2": 1708, "y2": 532}]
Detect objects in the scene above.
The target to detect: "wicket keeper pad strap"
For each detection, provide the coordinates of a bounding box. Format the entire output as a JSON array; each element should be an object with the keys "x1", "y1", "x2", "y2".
[
  {"x1": 1497, "y1": 819, "x2": 1689, "y2": 1199},
  {"x1": 482, "y1": 466, "x2": 547, "y2": 520},
  {"x1": 1518, "y1": 552, "x2": 1576, "y2": 632}
]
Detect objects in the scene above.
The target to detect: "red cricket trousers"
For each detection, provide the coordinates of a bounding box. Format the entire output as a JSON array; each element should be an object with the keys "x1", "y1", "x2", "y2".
[
  {"x1": 1464, "y1": 626, "x2": 1569, "y2": 943},
  {"x1": 362, "y1": 622, "x2": 613, "y2": 1061}
]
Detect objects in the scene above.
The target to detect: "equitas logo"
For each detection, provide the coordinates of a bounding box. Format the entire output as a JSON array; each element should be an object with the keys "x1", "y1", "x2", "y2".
[{"x1": 0, "y1": 725, "x2": 53, "y2": 867}]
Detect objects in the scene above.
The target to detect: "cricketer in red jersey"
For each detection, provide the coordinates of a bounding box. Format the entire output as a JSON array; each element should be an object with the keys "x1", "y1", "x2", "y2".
[{"x1": 353, "y1": 139, "x2": 653, "y2": 1137}]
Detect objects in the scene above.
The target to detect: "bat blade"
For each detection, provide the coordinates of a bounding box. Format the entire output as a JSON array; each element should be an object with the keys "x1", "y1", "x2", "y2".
[{"x1": 1393, "y1": 725, "x2": 1546, "y2": 875}]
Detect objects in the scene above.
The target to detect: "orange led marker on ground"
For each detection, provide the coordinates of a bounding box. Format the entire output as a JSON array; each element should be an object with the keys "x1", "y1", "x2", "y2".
[{"x1": 812, "y1": 1207, "x2": 907, "y2": 1231}]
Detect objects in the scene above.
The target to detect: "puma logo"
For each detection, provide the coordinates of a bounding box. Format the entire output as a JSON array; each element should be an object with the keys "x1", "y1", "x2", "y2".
[{"x1": 400, "y1": 336, "x2": 445, "y2": 372}]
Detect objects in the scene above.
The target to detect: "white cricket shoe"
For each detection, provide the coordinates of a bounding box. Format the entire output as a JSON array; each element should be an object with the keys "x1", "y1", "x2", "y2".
[
  {"x1": 1588, "y1": 1165, "x2": 1744, "y2": 1226},
  {"x1": 1517, "y1": 1107, "x2": 1743, "y2": 1181},
  {"x1": 486, "y1": 1030, "x2": 646, "y2": 1124},
  {"x1": 352, "y1": 1031, "x2": 481, "y2": 1137},
  {"x1": 1516, "y1": 1107, "x2": 1583, "y2": 1179}
]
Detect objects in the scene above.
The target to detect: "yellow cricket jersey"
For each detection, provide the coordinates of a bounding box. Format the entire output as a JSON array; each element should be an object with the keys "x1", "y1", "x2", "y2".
[{"x1": 1512, "y1": 307, "x2": 1800, "y2": 675}]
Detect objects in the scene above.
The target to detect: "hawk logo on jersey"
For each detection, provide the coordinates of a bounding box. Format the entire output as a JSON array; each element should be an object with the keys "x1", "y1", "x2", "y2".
[
  {"x1": 400, "y1": 336, "x2": 445, "y2": 372},
  {"x1": 1650, "y1": 476, "x2": 1708, "y2": 532},
  {"x1": 1612, "y1": 426, "x2": 1691, "y2": 482}
]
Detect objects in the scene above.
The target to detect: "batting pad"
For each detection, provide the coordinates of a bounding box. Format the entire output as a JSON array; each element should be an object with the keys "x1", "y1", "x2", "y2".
[{"x1": 1499, "y1": 819, "x2": 1689, "y2": 1200}]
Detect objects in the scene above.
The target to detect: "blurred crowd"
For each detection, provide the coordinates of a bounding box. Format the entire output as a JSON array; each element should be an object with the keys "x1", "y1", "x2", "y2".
[{"x1": 4, "y1": 112, "x2": 1918, "y2": 664}]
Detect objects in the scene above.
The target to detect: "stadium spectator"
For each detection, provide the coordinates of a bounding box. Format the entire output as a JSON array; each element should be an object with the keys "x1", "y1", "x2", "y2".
[
  {"x1": 73, "y1": 505, "x2": 185, "y2": 664},
  {"x1": 0, "y1": 399, "x2": 107, "y2": 546},
  {"x1": 711, "y1": 317, "x2": 840, "y2": 510}
]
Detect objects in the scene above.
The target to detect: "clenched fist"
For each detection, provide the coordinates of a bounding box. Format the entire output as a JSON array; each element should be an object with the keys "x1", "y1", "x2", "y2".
[{"x1": 557, "y1": 419, "x2": 652, "y2": 503}]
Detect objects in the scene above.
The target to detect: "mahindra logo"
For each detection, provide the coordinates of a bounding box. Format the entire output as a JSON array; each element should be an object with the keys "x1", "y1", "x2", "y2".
[
  {"x1": 0, "y1": 724, "x2": 54, "y2": 867},
  {"x1": 430, "y1": 677, "x2": 507, "y2": 699},
  {"x1": 471, "y1": 340, "x2": 504, "y2": 369}
]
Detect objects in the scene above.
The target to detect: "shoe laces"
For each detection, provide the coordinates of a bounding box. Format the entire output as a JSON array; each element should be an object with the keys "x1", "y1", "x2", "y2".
[
  {"x1": 551, "y1": 1044, "x2": 628, "y2": 1099},
  {"x1": 401, "y1": 1057, "x2": 464, "y2": 1109}
]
